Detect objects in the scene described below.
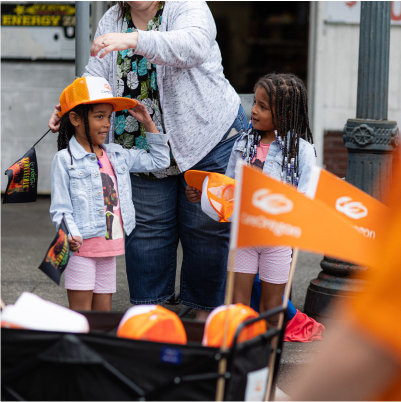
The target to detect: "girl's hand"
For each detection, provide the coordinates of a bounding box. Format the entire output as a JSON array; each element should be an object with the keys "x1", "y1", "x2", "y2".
[
  {"x1": 49, "y1": 104, "x2": 61, "y2": 133},
  {"x1": 68, "y1": 236, "x2": 83, "y2": 252},
  {"x1": 128, "y1": 101, "x2": 158, "y2": 133},
  {"x1": 186, "y1": 186, "x2": 201, "y2": 203},
  {"x1": 91, "y1": 32, "x2": 139, "y2": 58}
]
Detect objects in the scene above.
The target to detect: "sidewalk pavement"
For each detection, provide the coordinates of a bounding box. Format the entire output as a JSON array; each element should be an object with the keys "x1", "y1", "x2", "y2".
[{"x1": 1, "y1": 196, "x2": 327, "y2": 396}]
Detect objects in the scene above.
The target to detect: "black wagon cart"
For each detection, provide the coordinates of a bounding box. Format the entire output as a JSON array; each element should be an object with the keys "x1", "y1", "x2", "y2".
[{"x1": 1, "y1": 306, "x2": 286, "y2": 401}]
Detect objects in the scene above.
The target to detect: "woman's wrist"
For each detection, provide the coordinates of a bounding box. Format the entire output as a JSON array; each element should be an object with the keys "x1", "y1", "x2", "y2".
[
  {"x1": 129, "y1": 32, "x2": 139, "y2": 50},
  {"x1": 143, "y1": 121, "x2": 159, "y2": 134}
]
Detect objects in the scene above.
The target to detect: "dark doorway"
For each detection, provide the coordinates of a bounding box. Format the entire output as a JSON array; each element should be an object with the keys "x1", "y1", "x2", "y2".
[{"x1": 208, "y1": 1, "x2": 310, "y2": 93}]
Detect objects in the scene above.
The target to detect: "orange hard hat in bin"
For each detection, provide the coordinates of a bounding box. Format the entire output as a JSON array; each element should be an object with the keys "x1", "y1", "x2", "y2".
[
  {"x1": 117, "y1": 305, "x2": 187, "y2": 345},
  {"x1": 202, "y1": 304, "x2": 266, "y2": 348}
]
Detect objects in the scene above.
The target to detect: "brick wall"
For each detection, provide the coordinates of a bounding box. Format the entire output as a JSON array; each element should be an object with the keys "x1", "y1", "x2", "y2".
[{"x1": 323, "y1": 131, "x2": 348, "y2": 178}]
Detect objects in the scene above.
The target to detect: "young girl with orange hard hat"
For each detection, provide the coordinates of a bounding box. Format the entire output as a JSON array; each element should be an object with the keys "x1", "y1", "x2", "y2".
[{"x1": 50, "y1": 76, "x2": 170, "y2": 312}]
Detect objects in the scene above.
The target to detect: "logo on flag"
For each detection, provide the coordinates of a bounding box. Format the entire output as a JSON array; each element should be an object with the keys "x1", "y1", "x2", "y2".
[
  {"x1": 305, "y1": 166, "x2": 388, "y2": 242},
  {"x1": 252, "y1": 189, "x2": 293, "y2": 215},
  {"x1": 38, "y1": 216, "x2": 70, "y2": 285},
  {"x1": 3, "y1": 147, "x2": 38, "y2": 204},
  {"x1": 230, "y1": 162, "x2": 383, "y2": 269},
  {"x1": 335, "y1": 196, "x2": 368, "y2": 219}
]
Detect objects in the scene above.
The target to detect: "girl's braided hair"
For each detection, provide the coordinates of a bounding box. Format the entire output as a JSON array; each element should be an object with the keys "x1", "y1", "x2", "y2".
[
  {"x1": 252, "y1": 73, "x2": 315, "y2": 180},
  {"x1": 57, "y1": 104, "x2": 96, "y2": 165}
]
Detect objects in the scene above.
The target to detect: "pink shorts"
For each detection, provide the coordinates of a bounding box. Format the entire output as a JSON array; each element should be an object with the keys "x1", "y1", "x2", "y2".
[
  {"x1": 64, "y1": 254, "x2": 116, "y2": 293},
  {"x1": 233, "y1": 247, "x2": 292, "y2": 284}
]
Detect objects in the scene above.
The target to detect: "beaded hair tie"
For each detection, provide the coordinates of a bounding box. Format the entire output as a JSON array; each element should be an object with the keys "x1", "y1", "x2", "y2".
[{"x1": 236, "y1": 120, "x2": 314, "y2": 187}]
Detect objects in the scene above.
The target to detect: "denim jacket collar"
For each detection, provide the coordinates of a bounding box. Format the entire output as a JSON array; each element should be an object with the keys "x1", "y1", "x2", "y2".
[{"x1": 69, "y1": 135, "x2": 93, "y2": 160}]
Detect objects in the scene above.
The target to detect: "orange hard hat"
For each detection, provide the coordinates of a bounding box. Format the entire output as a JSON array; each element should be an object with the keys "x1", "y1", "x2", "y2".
[
  {"x1": 202, "y1": 304, "x2": 266, "y2": 348},
  {"x1": 117, "y1": 305, "x2": 187, "y2": 345},
  {"x1": 58, "y1": 76, "x2": 138, "y2": 117},
  {"x1": 185, "y1": 170, "x2": 236, "y2": 223}
]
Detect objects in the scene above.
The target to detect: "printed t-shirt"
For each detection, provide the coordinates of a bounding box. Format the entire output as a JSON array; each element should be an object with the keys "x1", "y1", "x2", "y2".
[
  {"x1": 251, "y1": 142, "x2": 270, "y2": 169},
  {"x1": 78, "y1": 151, "x2": 125, "y2": 257}
]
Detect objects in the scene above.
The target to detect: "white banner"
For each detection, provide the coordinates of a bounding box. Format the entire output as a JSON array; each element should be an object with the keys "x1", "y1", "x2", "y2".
[{"x1": 325, "y1": 1, "x2": 401, "y2": 25}]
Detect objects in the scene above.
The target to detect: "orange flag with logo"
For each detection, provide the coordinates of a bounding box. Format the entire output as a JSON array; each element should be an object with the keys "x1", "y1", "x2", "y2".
[
  {"x1": 305, "y1": 166, "x2": 389, "y2": 241},
  {"x1": 230, "y1": 162, "x2": 384, "y2": 269}
]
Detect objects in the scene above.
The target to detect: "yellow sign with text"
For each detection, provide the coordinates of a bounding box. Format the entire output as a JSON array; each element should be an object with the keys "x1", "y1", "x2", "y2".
[{"x1": 1, "y1": 3, "x2": 75, "y2": 27}]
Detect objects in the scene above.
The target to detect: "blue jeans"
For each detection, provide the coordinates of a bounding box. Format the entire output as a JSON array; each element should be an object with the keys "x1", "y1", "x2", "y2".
[{"x1": 125, "y1": 105, "x2": 247, "y2": 310}]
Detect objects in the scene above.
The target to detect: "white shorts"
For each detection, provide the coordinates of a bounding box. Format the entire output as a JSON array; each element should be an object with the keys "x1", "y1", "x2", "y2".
[
  {"x1": 233, "y1": 247, "x2": 292, "y2": 284},
  {"x1": 64, "y1": 254, "x2": 116, "y2": 293}
]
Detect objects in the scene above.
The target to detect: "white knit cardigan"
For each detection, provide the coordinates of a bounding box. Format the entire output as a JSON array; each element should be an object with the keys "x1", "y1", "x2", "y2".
[{"x1": 84, "y1": 1, "x2": 240, "y2": 172}]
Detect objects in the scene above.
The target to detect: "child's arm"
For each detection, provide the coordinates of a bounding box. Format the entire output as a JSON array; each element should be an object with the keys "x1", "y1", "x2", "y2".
[
  {"x1": 49, "y1": 153, "x2": 82, "y2": 241},
  {"x1": 68, "y1": 236, "x2": 83, "y2": 252},
  {"x1": 123, "y1": 102, "x2": 171, "y2": 172},
  {"x1": 297, "y1": 143, "x2": 317, "y2": 194},
  {"x1": 186, "y1": 186, "x2": 201, "y2": 203},
  {"x1": 126, "y1": 132, "x2": 171, "y2": 172}
]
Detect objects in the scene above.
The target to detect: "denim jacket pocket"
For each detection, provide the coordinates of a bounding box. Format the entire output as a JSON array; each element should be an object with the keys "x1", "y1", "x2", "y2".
[{"x1": 69, "y1": 168, "x2": 92, "y2": 229}]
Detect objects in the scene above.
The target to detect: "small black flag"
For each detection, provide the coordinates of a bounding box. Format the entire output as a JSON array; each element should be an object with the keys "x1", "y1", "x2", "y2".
[
  {"x1": 39, "y1": 216, "x2": 70, "y2": 285},
  {"x1": 3, "y1": 147, "x2": 38, "y2": 204}
]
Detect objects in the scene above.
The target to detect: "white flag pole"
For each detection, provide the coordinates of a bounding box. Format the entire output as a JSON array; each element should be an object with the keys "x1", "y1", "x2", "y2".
[
  {"x1": 264, "y1": 247, "x2": 299, "y2": 401},
  {"x1": 215, "y1": 160, "x2": 244, "y2": 401}
]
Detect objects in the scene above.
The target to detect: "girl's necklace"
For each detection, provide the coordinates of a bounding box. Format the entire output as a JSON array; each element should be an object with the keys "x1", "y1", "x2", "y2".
[{"x1": 237, "y1": 121, "x2": 299, "y2": 187}]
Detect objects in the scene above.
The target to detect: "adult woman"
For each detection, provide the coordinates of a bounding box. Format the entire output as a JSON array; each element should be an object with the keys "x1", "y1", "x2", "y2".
[{"x1": 49, "y1": 1, "x2": 246, "y2": 320}]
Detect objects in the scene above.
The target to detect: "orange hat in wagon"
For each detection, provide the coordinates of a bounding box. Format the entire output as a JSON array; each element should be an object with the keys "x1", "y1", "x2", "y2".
[
  {"x1": 202, "y1": 304, "x2": 266, "y2": 348},
  {"x1": 117, "y1": 305, "x2": 187, "y2": 345},
  {"x1": 184, "y1": 170, "x2": 237, "y2": 223},
  {"x1": 58, "y1": 76, "x2": 138, "y2": 117}
]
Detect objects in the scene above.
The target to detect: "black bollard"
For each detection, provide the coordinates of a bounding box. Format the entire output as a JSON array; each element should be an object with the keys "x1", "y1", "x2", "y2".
[{"x1": 304, "y1": 1, "x2": 399, "y2": 321}]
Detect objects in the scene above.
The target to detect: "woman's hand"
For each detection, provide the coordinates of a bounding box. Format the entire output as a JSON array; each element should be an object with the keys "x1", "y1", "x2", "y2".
[
  {"x1": 128, "y1": 101, "x2": 158, "y2": 133},
  {"x1": 68, "y1": 235, "x2": 83, "y2": 252},
  {"x1": 49, "y1": 104, "x2": 62, "y2": 133},
  {"x1": 91, "y1": 32, "x2": 139, "y2": 58},
  {"x1": 185, "y1": 186, "x2": 201, "y2": 203}
]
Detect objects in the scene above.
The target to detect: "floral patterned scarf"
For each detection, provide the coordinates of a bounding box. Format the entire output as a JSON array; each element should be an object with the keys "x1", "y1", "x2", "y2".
[{"x1": 114, "y1": 2, "x2": 180, "y2": 179}]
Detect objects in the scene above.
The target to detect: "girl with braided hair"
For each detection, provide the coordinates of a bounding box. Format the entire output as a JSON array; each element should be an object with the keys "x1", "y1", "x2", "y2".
[
  {"x1": 50, "y1": 77, "x2": 170, "y2": 311},
  {"x1": 187, "y1": 73, "x2": 316, "y2": 325}
]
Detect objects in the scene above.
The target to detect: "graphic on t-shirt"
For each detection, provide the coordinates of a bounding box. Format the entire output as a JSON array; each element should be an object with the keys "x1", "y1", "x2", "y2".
[
  {"x1": 251, "y1": 143, "x2": 270, "y2": 171},
  {"x1": 101, "y1": 172, "x2": 123, "y2": 240},
  {"x1": 251, "y1": 158, "x2": 265, "y2": 170}
]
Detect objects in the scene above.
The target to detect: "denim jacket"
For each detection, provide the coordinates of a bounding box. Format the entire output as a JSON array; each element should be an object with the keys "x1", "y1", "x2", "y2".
[
  {"x1": 50, "y1": 133, "x2": 170, "y2": 239},
  {"x1": 225, "y1": 133, "x2": 316, "y2": 193}
]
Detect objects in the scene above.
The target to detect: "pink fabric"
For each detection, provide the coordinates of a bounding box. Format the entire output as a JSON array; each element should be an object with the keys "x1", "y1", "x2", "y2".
[
  {"x1": 64, "y1": 254, "x2": 116, "y2": 293},
  {"x1": 284, "y1": 310, "x2": 325, "y2": 342},
  {"x1": 233, "y1": 246, "x2": 292, "y2": 284},
  {"x1": 79, "y1": 151, "x2": 124, "y2": 257},
  {"x1": 251, "y1": 142, "x2": 270, "y2": 169}
]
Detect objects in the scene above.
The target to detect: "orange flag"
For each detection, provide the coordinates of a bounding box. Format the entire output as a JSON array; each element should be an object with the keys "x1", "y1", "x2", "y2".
[
  {"x1": 305, "y1": 166, "x2": 389, "y2": 241},
  {"x1": 230, "y1": 162, "x2": 384, "y2": 269}
]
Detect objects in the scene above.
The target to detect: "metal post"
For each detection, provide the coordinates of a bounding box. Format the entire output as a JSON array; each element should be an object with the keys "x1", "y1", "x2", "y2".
[
  {"x1": 304, "y1": 1, "x2": 399, "y2": 321},
  {"x1": 75, "y1": 1, "x2": 91, "y2": 78}
]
